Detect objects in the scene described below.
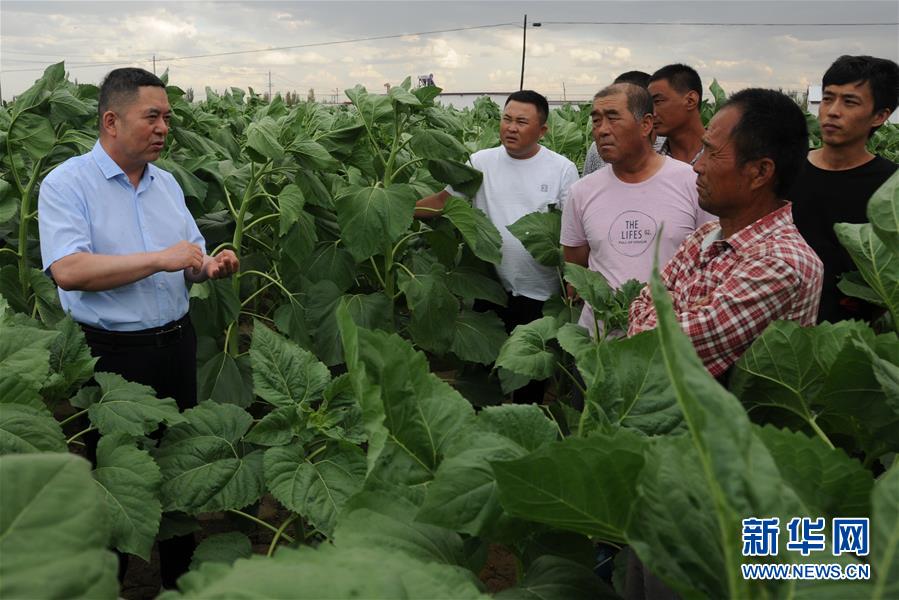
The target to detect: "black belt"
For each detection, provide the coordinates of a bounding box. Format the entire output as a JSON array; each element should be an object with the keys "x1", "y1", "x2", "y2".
[{"x1": 79, "y1": 315, "x2": 191, "y2": 348}]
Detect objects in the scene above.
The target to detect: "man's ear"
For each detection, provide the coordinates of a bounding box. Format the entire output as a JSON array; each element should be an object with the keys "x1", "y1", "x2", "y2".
[
  {"x1": 640, "y1": 113, "x2": 655, "y2": 139},
  {"x1": 871, "y1": 107, "x2": 892, "y2": 129},
  {"x1": 100, "y1": 111, "x2": 117, "y2": 137},
  {"x1": 684, "y1": 90, "x2": 700, "y2": 111},
  {"x1": 747, "y1": 157, "x2": 776, "y2": 192}
]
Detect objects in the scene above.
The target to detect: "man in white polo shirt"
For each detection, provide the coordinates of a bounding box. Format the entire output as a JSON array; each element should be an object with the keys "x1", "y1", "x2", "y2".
[
  {"x1": 417, "y1": 90, "x2": 578, "y2": 402},
  {"x1": 562, "y1": 83, "x2": 713, "y2": 336}
]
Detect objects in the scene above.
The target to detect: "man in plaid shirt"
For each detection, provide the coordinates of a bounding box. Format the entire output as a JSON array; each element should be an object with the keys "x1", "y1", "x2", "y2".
[{"x1": 628, "y1": 88, "x2": 823, "y2": 379}]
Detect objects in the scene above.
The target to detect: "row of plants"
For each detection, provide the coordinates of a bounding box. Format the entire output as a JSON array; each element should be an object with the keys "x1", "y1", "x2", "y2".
[{"x1": 1, "y1": 62, "x2": 898, "y2": 598}]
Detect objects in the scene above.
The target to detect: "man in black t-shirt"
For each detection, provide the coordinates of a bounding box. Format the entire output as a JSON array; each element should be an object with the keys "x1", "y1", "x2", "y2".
[{"x1": 791, "y1": 55, "x2": 898, "y2": 323}]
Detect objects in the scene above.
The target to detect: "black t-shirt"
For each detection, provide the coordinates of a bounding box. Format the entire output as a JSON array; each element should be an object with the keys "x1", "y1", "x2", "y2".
[{"x1": 791, "y1": 154, "x2": 898, "y2": 324}]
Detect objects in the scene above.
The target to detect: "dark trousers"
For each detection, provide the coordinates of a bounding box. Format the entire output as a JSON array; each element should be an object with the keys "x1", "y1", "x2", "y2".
[
  {"x1": 81, "y1": 318, "x2": 198, "y2": 590},
  {"x1": 476, "y1": 293, "x2": 547, "y2": 404}
]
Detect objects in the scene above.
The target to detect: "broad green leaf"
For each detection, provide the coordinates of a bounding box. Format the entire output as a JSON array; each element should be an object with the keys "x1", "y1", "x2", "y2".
[
  {"x1": 428, "y1": 159, "x2": 483, "y2": 198},
  {"x1": 0, "y1": 404, "x2": 66, "y2": 455},
  {"x1": 409, "y1": 129, "x2": 469, "y2": 161},
  {"x1": 709, "y1": 78, "x2": 728, "y2": 107},
  {"x1": 495, "y1": 316, "x2": 559, "y2": 381},
  {"x1": 446, "y1": 267, "x2": 508, "y2": 306},
  {"x1": 305, "y1": 242, "x2": 356, "y2": 292},
  {"x1": 287, "y1": 138, "x2": 340, "y2": 171},
  {"x1": 493, "y1": 432, "x2": 646, "y2": 543},
  {"x1": 48, "y1": 87, "x2": 94, "y2": 123},
  {"x1": 335, "y1": 183, "x2": 417, "y2": 261},
  {"x1": 582, "y1": 332, "x2": 684, "y2": 437},
  {"x1": 246, "y1": 116, "x2": 284, "y2": 161},
  {"x1": 542, "y1": 113, "x2": 582, "y2": 160},
  {"x1": 93, "y1": 433, "x2": 162, "y2": 561},
  {"x1": 872, "y1": 464, "x2": 899, "y2": 599},
  {"x1": 278, "y1": 183, "x2": 306, "y2": 236},
  {"x1": 413, "y1": 85, "x2": 443, "y2": 105},
  {"x1": 0, "y1": 373, "x2": 45, "y2": 411},
  {"x1": 168, "y1": 544, "x2": 485, "y2": 599},
  {"x1": 564, "y1": 263, "x2": 613, "y2": 320},
  {"x1": 154, "y1": 158, "x2": 208, "y2": 202},
  {"x1": 306, "y1": 283, "x2": 391, "y2": 367},
  {"x1": 417, "y1": 431, "x2": 527, "y2": 536},
  {"x1": 0, "y1": 179, "x2": 16, "y2": 224},
  {"x1": 477, "y1": 404, "x2": 559, "y2": 452},
  {"x1": 274, "y1": 301, "x2": 312, "y2": 349},
  {"x1": 154, "y1": 401, "x2": 264, "y2": 514},
  {"x1": 440, "y1": 196, "x2": 503, "y2": 264},
  {"x1": 189, "y1": 532, "x2": 252, "y2": 570},
  {"x1": 197, "y1": 351, "x2": 254, "y2": 408},
  {"x1": 250, "y1": 321, "x2": 330, "y2": 408},
  {"x1": 838, "y1": 270, "x2": 885, "y2": 306},
  {"x1": 398, "y1": 268, "x2": 459, "y2": 353},
  {"x1": 264, "y1": 441, "x2": 366, "y2": 536},
  {"x1": 495, "y1": 555, "x2": 615, "y2": 600},
  {"x1": 451, "y1": 309, "x2": 507, "y2": 365},
  {"x1": 0, "y1": 324, "x2": 58, "y2": 390},
  {"x1": 388, "y1": 85, "x2": 423, "y2": 107},
  {"x1": 868, "y1": 170, "x2": 899, "y2": 256},
  {"x1": 0, "y1": 453, "x2": 118, "y2": 600},
  {"x1": 244, "y1": 406, "x2": 303, "y2": 446},
  {"x1": 755, "y1": 425, "x2": 873, "y2": 518},
  {"x1": 188, "y1": 278, "x2": 240, "y2": 339},
  {"x1": 8, "y1": 112, "x2": 56, "y2": 161},
  {"x1": 29, "y1": 267, "x2": 65, "y2": 325},
  {"x1": 638, "y1": 271, "x2": 806, "y2": 598},
  {"x1": 835, "y1": 222, "x2": 899, "y2": 323},
  {"x1": 345, "y1": 85, "x2": 394, "y2": 132},
  {"x1": 9, "y1": 62, "x2": 64, "y2": 117},
  {"x1": 336, "y1": 490, "x2": 465, "y2": 566},
  {"x1": 87, "y1": 372, "x2": 185, "y2": 436},
  {"x1": 337, "y1": 309, "x2": 475, "y2": 485},
  {"x1": 508, "y1": 210, "x2": 563, "y2": 267},
  {"x1": 40, "y1": 316, "x2": 97, "y2": 403}
]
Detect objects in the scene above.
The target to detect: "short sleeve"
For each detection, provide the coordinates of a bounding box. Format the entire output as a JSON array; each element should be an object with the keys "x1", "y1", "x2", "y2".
[
  {"x1": 38, "y1": 176, "x2": 92, "y2": 272},
  {"x1": 560, "y1": 181, "x2": 588, "y2": 247}
]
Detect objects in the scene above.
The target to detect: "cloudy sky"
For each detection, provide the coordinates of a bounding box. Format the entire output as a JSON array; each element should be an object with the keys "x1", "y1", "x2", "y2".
[{"x1": 2, "y1": 1, "x2": 897, "y2": 103}]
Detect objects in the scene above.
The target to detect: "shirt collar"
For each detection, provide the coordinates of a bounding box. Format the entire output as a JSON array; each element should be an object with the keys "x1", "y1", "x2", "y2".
[
  {"x1": 91, "y1": 140, "x2": 156, "y2": 185},
  {"x1": 724, "y1": 202, "x2": 794, "y2": 254},
  {"x1": 659, "y1": 139, "x2": 704, "y2": 165}
]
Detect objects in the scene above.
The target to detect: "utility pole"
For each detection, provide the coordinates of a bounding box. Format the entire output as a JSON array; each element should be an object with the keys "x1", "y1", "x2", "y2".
[
  {"x1": 519, "y1": 14, "x2": 527, "y2": 90},
  {"x1": 562, "y1": 82, "x2": 567, "y2": 102},
  {"x1": 152, "y1": 54, "x2": 156, "y2": 75},
  {"x1": 268, "y1": 71, "x2": 273, "y2": 101}
]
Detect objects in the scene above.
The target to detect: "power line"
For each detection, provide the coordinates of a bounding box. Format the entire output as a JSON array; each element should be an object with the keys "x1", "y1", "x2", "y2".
[
  {"x1": 1, "y1": 22, "x2": 518, "y2": 74},
  {"x1": 535, "y1": 20, "x2": 899, "y2": 26}
]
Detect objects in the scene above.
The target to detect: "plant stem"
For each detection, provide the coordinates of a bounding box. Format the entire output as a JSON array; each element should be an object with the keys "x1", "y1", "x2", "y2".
[
  {"x1": 228, "y1": 509, "x2": 296, "y2": 544},
  {"x1": 58, "y1": 408, "x2": 89, "y2": 427},
  {"x1": 808, "y1": 417, "x2": 836, "y2": 450},
  {"x1": 368, "y1": 257, "x2": 386, "y2": 288},
  {"x1": 241, "y1": 281, "x2": 275, "y2": 307},
  {"x1": 383, "y1": 242, "x2": 396, "y2": 330},
  {"x1": 18, "y1": 157, "x2": 46, "y2": 299},
  {"x1": 266, "y1": 514, "x2": 298, "y2": 557},
  {"x1": 245, "y1": 213, "x2": 280, "y2": 231},
  {"x1": 67, "y1": 426, "x2": 95, "y2": 445},
  {"x1": 393, "y1": 157, "x2": 426, "y2": 178},
  {"x1": 391, "y1": 230, "x2": 423, "y2": 259}
]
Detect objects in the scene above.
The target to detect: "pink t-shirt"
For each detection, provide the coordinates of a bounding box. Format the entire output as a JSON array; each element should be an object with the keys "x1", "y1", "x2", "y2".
[{"x1": 561, "y1": 156, "x2": 715, "y2": 332}]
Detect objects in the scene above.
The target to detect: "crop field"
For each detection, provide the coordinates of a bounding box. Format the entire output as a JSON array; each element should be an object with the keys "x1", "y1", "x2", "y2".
[{"x1": 1, "y1": 63, "x2": 898, "y2": 599}]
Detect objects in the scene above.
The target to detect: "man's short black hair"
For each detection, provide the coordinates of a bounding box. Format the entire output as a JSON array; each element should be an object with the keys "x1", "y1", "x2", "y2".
[
  {"x1": 723, "y1": 88, "x2": 809, "y2": 197},
  {"x1": 614, "y1": 71, "x2": 652, "y2": 88},
  {"x1": 650, "y1": 64, "x2": 703, "y2": 101},
  {"x1": 98, "y1": 67, "x2": 166, "y2": 119},
  {"x1": 594, "y1": 83, "x2": 655, "y2": 123},
  {"x1": 822, "y1": 55, "x2": 899, "y2": 124},
  {"x1": 505, "y1": 90, "x2": 549, "y2": 124}
]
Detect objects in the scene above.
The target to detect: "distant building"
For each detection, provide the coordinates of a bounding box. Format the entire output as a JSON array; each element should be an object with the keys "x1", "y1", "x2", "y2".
[{"x1": 434, "y1": 92, "x2": 589, "y2": 110}]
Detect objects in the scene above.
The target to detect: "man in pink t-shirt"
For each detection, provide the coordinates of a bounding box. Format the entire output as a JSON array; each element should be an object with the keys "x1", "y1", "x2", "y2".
[{"x1": 562, "y1": 83, "x2": 714, "y2": 334}]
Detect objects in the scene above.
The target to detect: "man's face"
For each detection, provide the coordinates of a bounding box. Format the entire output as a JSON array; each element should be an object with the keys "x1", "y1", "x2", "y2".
[
  {"x1": 591, "y1": 92, "x2": 651, "y2": 164},
  {"x1": 694, "y1": 106, "x2": 748, "y2": 217},
  {"x1": 648, "y1": 78, "x2": 690, "y2": 136},
  {"x1": 500, "y1": 100, "x2": 547, "y2": 159},
  {"x1": 819, "y1": 80, "x2": 889, "y2": 148},
  {"x1": 107, "y1": 85, "x2": 171, "y2": 169}
]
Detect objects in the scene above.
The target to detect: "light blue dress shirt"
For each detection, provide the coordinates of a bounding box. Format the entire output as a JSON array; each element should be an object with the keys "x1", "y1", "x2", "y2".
[{"x1": 38, "y1": 141, "x2": 206, "y2": 331}]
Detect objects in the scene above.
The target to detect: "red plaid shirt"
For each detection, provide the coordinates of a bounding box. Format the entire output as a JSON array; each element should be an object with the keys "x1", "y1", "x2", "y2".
[{"x1": 628, "y1": 203, "x2": 822, "y2": 378}]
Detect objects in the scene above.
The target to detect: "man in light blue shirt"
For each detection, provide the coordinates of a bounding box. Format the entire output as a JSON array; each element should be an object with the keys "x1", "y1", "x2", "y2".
[{"x1": 38, "y1": 66, "x2": 238, "y2": 588}]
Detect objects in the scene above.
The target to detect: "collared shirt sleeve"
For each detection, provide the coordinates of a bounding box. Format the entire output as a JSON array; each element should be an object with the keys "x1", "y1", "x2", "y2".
[
  {"x1": 38, "y1": 176, "x2": 92, "y2": 271},
  {"x1": 631, "y1": 254, "x2": 804, "y2": 377}
]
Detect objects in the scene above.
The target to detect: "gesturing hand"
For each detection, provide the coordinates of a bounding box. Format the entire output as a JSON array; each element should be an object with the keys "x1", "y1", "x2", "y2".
[
  {"x1": 203, "y1": 249, "x2": 240, "y2": 280},
  {"x1": 158, "y1": 241, "x2": 204, "y2": 272}
]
